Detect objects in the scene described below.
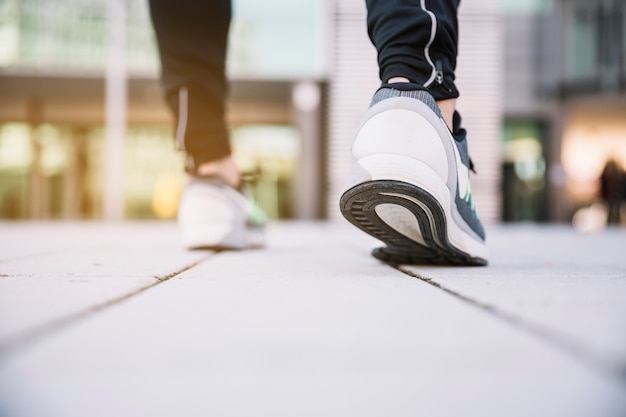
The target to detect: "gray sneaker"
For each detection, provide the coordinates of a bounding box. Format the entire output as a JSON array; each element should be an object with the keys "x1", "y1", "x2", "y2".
[
  {"x1": 340, "y1": 85, "x2": 488, "y2": 266},
  {"x1": 178, "y1": 177, "x2": 266, "y2": 250}
]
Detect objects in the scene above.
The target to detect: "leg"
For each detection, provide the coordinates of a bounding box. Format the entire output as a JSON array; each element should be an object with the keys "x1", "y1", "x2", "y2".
[
  {"x1": 367, "y1": 0, "x2": 460, "y2": 130},
  {"x1": 367, "y1": 0, "x2": 460, "y2": 98},
  {"x1": 340, "y1": 0, "x2": 488, "y2": 265},
  {"x1": 149, "y1": 0, "x2": 265, "y2": 249},
  {"x1": 149, "y1": 0, "x2": 239, "y2": 187}
]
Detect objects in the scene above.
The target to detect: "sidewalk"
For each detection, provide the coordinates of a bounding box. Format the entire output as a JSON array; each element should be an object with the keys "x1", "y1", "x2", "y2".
[{"x1": 0, "y1": 221, "x2": 625, "y2": 417}]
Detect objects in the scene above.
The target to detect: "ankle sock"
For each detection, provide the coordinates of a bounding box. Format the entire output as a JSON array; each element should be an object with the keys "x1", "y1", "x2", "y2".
[{"x1": 370, "y1": 84, "x2": 443, "y2": 119}]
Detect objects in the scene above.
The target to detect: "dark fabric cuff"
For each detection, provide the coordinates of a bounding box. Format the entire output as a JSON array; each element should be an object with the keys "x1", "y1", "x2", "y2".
[
  {"x1": 184, "y1": 130, "x2": 232, "y2": 173},
  {"x1": 381, "y1": 63, "x2": 460, "y2": 101}
]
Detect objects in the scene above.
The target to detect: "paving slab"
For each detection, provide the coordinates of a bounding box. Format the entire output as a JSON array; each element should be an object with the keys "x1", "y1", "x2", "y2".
[
  {"x1": 0, "y1": 222, "x2": 210, "y2": 345},
  {"x1": 403, "y1": 226, "x2": 626, "y2": 374},
  {"x1": 0, "y1": 222, "x2": 625, "y2": 417}
]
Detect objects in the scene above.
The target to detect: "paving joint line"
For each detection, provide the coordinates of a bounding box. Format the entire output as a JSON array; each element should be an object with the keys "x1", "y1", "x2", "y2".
[
  {"x1": 0, "y1": 253, "x2": 215, "y2": 358},
  {"x1": 394, "y1": 264, "x2": 626, "y2": 383}
]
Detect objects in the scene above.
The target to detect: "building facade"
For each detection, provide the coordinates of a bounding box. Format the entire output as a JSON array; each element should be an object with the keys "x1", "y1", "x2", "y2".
[
  {"x1": 503, "y1": 0, "x2": 626, "y2": 223},
  {"x1": 0, "y1": 0, "x2": 329, "y2": 220},
  {"x1": 0, "y1": 0, "x2": 505, "y2": 224}
]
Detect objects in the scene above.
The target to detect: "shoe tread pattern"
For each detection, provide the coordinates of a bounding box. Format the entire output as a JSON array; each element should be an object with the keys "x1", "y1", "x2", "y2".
[{"x1": 340, "y1": 180, "x2": 487, "y2": 266}]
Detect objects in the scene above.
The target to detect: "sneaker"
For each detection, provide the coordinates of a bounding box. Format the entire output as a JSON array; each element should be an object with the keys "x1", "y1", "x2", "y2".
[
  {"x1": 339, "y1": 85, "x2": 488, "y2": 266},
  {"x1": 178, "y1": 177, "x2": 266, "y2": 250}
]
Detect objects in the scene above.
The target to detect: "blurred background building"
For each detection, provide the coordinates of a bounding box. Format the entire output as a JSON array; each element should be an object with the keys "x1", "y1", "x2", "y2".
[
  {"x1": 0, "y1": 0, "x2": 329, "y2": 221},
  {"x1": 503, "y1": 0, "x2": 626, "y2": 225},
  {"x1": 0, "y1": 0, "x2": 624, "y2": 226}
]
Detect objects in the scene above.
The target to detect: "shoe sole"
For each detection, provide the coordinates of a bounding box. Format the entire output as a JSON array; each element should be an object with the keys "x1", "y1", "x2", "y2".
[
  {"x1": 340, "y1": 180, "x2": 487, "y2": 266},
  {"x1": 182, "y1": 223, "x2": 244, "y2": 250}
]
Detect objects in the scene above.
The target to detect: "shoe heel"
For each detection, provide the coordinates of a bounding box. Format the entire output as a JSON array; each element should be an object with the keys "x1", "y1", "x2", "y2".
[
  {"x1": 347, "y1": 154, "x2": 451, "y2": 209},
  {"x1": 352, "y1": 103, "x2": 450, "y2": 178}
]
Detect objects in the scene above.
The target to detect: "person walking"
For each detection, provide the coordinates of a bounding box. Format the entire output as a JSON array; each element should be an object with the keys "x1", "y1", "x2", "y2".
[
  {"x1": 600, "y1": 159, "x2": 625, "y2": 225},
  {"x1": 149, "y1": 0, "x2": 488, "y2": 265}
]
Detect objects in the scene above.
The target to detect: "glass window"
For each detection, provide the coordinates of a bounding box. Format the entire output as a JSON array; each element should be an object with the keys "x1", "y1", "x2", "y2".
[
  {"x1": 564, "y1": 0, "x2": 626, "y2": 82},
  {"x1": 503, "y1": 0, "x2": 554, "y2": 13},
  {"x1": 565, "y1": 2, "x2": 597, "y2": 81},
  {"x1": 228, "y1": 0, "x2": 328, "y2": 79},
  {"x1": 232, "y1": 125, "x2": 300, "y2": 219},
  {"x1": 123, "y1": 127, "x2": 184, "y2": 219},
  {"x1": 502, "y1": 121, "x2": 548, "y2": 222},
  {"x1": 0, "y1": 124, "x2": 32, "y2": 219},
  {"x1": 0, "y1": 122, "x2": 301, "y2": 220},
  {"x1": 0, "y1": 0, "x2": 329, "y2": 79}
]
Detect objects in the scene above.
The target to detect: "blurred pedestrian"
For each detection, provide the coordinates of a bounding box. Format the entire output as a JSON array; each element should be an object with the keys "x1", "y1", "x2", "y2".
[
  {"x1": 600, "y1": 158, "x2": 625, "y2": 225},
  {"x1": 149, "y1": 0, "x2": 487, "y2": 265}
]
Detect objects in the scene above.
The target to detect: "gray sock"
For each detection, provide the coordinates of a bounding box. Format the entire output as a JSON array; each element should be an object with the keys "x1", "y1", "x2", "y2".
[{"x1": 370, "y1": 87, "x2": 442, "y2": 118}]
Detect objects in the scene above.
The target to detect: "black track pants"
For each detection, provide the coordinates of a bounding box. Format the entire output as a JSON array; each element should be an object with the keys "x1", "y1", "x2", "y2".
[
  {"x1": 366, "y1": 0, "x2": 461, "y2": 100},
  {"x1": 149, "y1": 0, "x2": 232, "y2": 171},
  {"x1": 149, "y1": 0, "x2": 461, "y2": 166}
]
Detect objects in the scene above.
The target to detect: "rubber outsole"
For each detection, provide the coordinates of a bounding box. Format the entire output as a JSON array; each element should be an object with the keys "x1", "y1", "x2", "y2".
[{"x1": 340, "y1": 180, "x2": 487, "y2": 266}]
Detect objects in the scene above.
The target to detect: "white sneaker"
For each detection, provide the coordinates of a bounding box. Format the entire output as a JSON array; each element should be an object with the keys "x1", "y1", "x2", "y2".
[
  {"x1": 340, "y1": 86, "x2": 488, "y2": 266},
  {"x1": 178, "y1": 177, "x2": 266, "y2": 250}
]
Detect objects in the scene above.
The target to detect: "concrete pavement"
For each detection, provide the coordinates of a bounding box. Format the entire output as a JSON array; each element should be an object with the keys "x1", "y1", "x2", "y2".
[{"x1": 0, "y1": 221, "x2": 625, "y2": 417}]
